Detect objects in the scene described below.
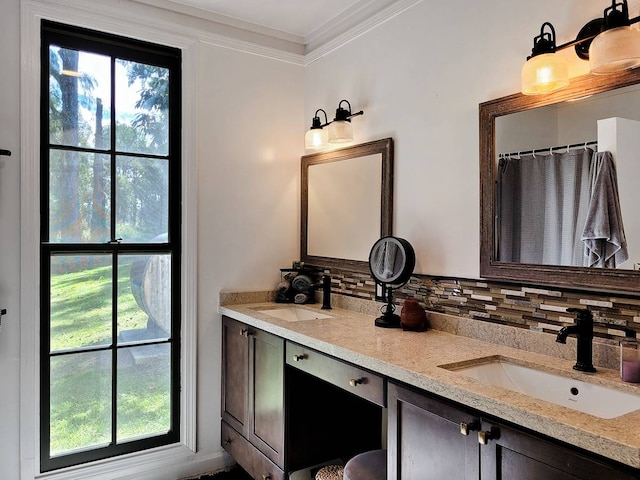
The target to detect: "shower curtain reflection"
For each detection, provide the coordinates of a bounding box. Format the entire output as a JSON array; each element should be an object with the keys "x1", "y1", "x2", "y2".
[{"x1": 497, "y1": 149, "x2": 593, "y2": 266}]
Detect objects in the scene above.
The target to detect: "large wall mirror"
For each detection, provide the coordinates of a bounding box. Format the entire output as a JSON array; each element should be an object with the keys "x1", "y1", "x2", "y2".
[
  {"x1": 301, "y1": 138, "x2": 393, "y2": 272},
  {"x1": 480, "y1": 69, "x2": 640, "y2": 293}
]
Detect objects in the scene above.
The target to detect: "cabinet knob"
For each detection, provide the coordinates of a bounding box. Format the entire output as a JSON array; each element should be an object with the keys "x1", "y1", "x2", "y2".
[
  {"x1": 293, "y1": 354, "x2": 306, "y2": 362},
  {"x1": 478, "y1": 427, "x2": 499, "y2": 445},
  {"x1": 460, "y1": 420, "x2": 479, "y2": 436},
  {"x1": 349, "y1": 378, "x2": 363, "y2": 387},
  {"x1": 222, "y1": 438, "x2": 231, "y2": 446}
]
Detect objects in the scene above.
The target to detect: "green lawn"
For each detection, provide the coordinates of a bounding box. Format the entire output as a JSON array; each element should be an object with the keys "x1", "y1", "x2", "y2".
[
  {"x1": 50, "y1": 257, "x2": 148, "y2": 351},
  {"x1": 49, "y1": 257, "x2": 171, "y2": 455}
]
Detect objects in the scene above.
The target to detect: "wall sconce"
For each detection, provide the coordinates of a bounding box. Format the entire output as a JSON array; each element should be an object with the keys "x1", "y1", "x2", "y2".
[
  {"x1": 304, "y1": 109, "x2": 329, "y2": 149},
  {"x1": 590, "y1": 0, "x2": 640, "y2": 73},
  {"x1": 304, "y1": 99, "x2": 364, "y2": 149},
  {"x1": 521, "y1": 22, "x2": 570, "y2": 95},
  {"x1": 522, "y1": 0, "x2": 640, "y2": 95}
]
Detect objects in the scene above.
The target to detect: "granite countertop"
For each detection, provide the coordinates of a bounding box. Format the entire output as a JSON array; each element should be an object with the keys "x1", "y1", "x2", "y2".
[{"x1": 219, "y1": 292, "x2": 640, "y2": 469}]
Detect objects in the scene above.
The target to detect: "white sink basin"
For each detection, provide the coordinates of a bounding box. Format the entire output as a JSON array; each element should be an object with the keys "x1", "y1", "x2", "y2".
[
  {"x1": 442, "y1": 357, "x2": 640, "y2": 419},
  {"x1": 256, "y1": 307, "x2": 333, "y2": 322}
]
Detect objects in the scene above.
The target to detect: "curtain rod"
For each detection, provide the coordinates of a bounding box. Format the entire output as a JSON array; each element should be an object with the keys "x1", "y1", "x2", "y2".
[{"x1": 499, "y1": 140, "x2": 597, "y2": 159}]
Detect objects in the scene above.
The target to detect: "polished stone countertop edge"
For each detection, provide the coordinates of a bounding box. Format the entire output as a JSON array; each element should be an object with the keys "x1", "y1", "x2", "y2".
[
  {"x1": 218, "y1": 291, "x2": 640, "y2": 469},
  {"x1": 219, "y1": 290, "x2": 619, "y2": 369}
]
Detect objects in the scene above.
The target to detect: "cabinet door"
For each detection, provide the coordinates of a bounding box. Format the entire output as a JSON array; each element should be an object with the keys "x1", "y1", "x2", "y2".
[
  {"x1": 480, "y1": 420, "x2": 638, "y2": 480},
  {"x1": 222, "y1": 421, "x2": 286, "y2": 480},
  {"x1": 221, "y1": 316, "x2": 249, "y2": 436},
  {"x1": 248, "y1": 328, "x2": 285, "y2": 469},
  {"x1": 388, "y1": 382, "x2": 480, "y2": 480}
]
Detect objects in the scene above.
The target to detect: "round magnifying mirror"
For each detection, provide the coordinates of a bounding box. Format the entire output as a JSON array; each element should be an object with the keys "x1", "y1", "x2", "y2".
[{"x1": 368, "y1": 236, "x2": 416, "y2": 327}]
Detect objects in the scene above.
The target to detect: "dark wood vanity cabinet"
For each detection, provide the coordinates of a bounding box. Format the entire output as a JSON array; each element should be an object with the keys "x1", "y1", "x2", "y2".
[
  {"x1": 285, "y1": 342, "x2": 385, "y2": 407},
  {"x1": 388, "y1": 381, "x2": 479, "y2": 479},
  {"x1": 221, "y1": 316, "x2": 285, "y2": 480},
  {"x1": 388, "y1": 382, "x2": 638, "y2": 480},
  {"x1": 221, "y1": 317, "x2": 384, "y2": 478},
  {"x1": 479, "y1": 419, "x2": 637, "y2": 480},
  {"x1": 222, "y1": 315, "x2": 638, "y2": 479}
]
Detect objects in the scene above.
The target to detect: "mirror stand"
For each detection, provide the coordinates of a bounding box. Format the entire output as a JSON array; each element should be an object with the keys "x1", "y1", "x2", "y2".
[
  {"x1": 368, "y1": 236, "x2": 416, "y2": 329},
  {"x1": 375, "y1": 283, "x2": 401, "y2": 328}
]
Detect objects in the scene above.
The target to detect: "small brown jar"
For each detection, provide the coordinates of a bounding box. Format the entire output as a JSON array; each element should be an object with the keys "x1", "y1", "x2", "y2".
[{"x1": 400, "y1": 299, "x2": 428, "y2": 331}]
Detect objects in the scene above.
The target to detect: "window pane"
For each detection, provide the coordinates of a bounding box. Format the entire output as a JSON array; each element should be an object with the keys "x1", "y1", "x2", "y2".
[
  {"x1": 117, "y1": 344, "x2": 171, "y2": 442},
  {"x1": 49, "y1": 150, "x2": 111, "y2": 243},
  {"x1": 50, "y1": 255, "x2": 112, "y2": 352},
  {"x1": 50, "y1": 351, "x2": 112, "y2": 456},
  {"x1": 115, "y1": 59, "x2": 169, "y2": 156},
  {"x1": 118, "y1": 254, "x2": 171, "y2": 343},
  {"x1": 49, "y1": 47, "x2": 111, "y2": 149},
  {"x1": 116, "y1": 156, "x2": 168, "y2": 242},
  {"x1": 42, "y1": 22, "x2": 180, "y2": 471}
]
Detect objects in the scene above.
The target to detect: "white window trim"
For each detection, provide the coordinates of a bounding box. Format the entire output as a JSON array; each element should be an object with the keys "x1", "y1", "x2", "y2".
[{"x1": 20, "y1": 1, "x2": 199, "y2": 478}]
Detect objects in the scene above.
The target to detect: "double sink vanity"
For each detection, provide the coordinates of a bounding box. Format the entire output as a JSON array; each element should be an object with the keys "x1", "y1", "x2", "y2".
[
  {"x1": 217, "y1": 65, "x2": 640, "y2": 480},
  {"x1": 219, "y1": 292, "x2": 640, "y2": 480}
]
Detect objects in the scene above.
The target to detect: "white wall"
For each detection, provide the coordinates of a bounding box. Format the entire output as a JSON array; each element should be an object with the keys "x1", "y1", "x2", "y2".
[
  {"x1": 496, "y1": 107, "x2": 560, "y2": 155},
  {"x1": 0, "y1": 0, "x2": 22, "y2": 477},
  {"x1": 196, "y1": 42, "x2": 303, "y2": 454},
  {"x1": 304, "y1": 0, "x2": 613, "y2": 277},
  {"x1": 1, "y1": 1, "x2": 303, "y2": 479},
  {"x1": 598, "y1": 117, "x2": 640, "y2": 268},
  {"x1": 0, "y1": 0, "x2": 633, "y2": 478}
]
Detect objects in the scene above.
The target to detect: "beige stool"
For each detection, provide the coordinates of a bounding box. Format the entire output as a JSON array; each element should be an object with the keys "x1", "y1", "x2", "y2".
[
  {"x1": 343, "y1": 449, "x2": 387, "y2": 480},
  {"x1": 315, "y1": 464, "x2": 344, "y2": 480}
]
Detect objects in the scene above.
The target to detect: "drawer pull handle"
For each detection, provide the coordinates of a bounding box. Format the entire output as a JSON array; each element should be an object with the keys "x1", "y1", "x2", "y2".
[
  {"x1": 240, "y1": 329, "x2": 250, "y2": 337},
  {"x1": 293, "y1": 354, "x2": 307, "y2": 362},
  {"x1": 222, "y1": 438, "x2": 231, "y2": 446},
  {"x1": 460, "y1": 421, "x2": 478, "y2": 436},
  {"x1": 262, "y1": 475, "x2": 271, "y2": 480},
  {"x1": 478, "y1": 427, "x2": 499, "y2": 445},
  {"x1": 349, "y1": 378, "x2": 363, "y2": 387}
]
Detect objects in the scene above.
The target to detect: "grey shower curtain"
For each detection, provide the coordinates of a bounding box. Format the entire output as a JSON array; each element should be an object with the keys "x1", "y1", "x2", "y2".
[{"x1": 497, "y1": 149, "x2": 593, "y2": 266}]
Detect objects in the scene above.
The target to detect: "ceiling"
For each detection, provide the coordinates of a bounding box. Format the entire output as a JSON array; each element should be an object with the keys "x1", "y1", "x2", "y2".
[
  {"x1": 136, "y1": 0, "x2": 412, "y2": 56},
  {"x1": 165, "y1": 0, "x2": 365, "y2": 38}
]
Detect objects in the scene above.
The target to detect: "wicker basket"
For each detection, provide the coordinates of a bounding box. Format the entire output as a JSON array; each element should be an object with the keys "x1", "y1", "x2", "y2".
[{"x1": 315, "y1": 464, "x2": 344, "y2": 480}]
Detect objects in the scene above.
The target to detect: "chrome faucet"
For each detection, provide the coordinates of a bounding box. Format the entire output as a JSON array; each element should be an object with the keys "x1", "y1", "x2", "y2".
[
  {"x1": 313, "y1": 275, "x2": 332, "y2": 310},
  {"x1": 556, "y1": 308, "x2": 596, "y2": 373}
]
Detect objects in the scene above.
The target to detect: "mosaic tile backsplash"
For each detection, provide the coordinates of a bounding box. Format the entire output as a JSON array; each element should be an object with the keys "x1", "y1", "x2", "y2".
[{"x1": 309, "y1": 266, "x2": 640, "y2": 341}]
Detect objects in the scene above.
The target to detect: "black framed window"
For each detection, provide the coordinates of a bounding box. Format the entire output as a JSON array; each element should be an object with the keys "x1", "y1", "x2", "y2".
[{"x1": 40, "y1": 20, "x2": 181, "y2": 472}]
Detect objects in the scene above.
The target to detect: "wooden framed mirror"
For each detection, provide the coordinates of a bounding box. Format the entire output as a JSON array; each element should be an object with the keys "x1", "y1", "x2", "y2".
[
  {"x1": 301, "y1": 138, "x2": 393, "y2": 272},
  {"x1": 480, "y1": 69, "x2": 640, "y2": 293}
]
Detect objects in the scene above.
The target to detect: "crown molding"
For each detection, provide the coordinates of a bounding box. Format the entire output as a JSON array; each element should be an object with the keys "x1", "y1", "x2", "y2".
[
  {"x1": 28, "y1": 0, "x2": 423, "y2": 65},
  {"x1": 304, "y1": 0, "x2": 409, "y2": 53},
  {"x1": 132, "y1": 0, "x2": 306, "y2": 45},
  {"x1": 33, "y1": 0, "x2": 306, "y2": 64},
  {"x1": 130, "y1": 0, "x2": 424, "y2": 65},
  {"x1": 304, "y1": 0, "x2": 424, "y2": 63}
]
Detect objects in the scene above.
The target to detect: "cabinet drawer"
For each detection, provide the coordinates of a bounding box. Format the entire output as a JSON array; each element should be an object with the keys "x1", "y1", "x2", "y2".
[
  {"x1": 221, "y1": 421, "x2": 285, "y2": 480},
  {"x1": 286, "y1": 342, "x2": 385, "y2": 406}
]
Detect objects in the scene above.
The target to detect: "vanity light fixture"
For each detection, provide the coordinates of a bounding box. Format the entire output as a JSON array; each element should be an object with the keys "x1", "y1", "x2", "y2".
[
  {"x1": 590, "y1": 0, "x2": 640, "y2": 74},
  {"x1": 522, "y1": 0, "x2": 640, "y2": 95},
  {"x1": 521, "y1": 22, "x2": 570, "y2": 95},
  {"x1": 328, "y1": 99, "x2": 364, "y2": 144},
  {"x1": 304, "y1": 109, "x2": 329, "y2": 149},
  {"x1": 304, "y1": 99, "x2": 364, "y2": 148}
]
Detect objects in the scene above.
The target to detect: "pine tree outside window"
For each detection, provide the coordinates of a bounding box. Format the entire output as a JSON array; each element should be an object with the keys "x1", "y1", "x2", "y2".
[{"x1": 40, "y1": 20, "x2": 182, "y2": 472}]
